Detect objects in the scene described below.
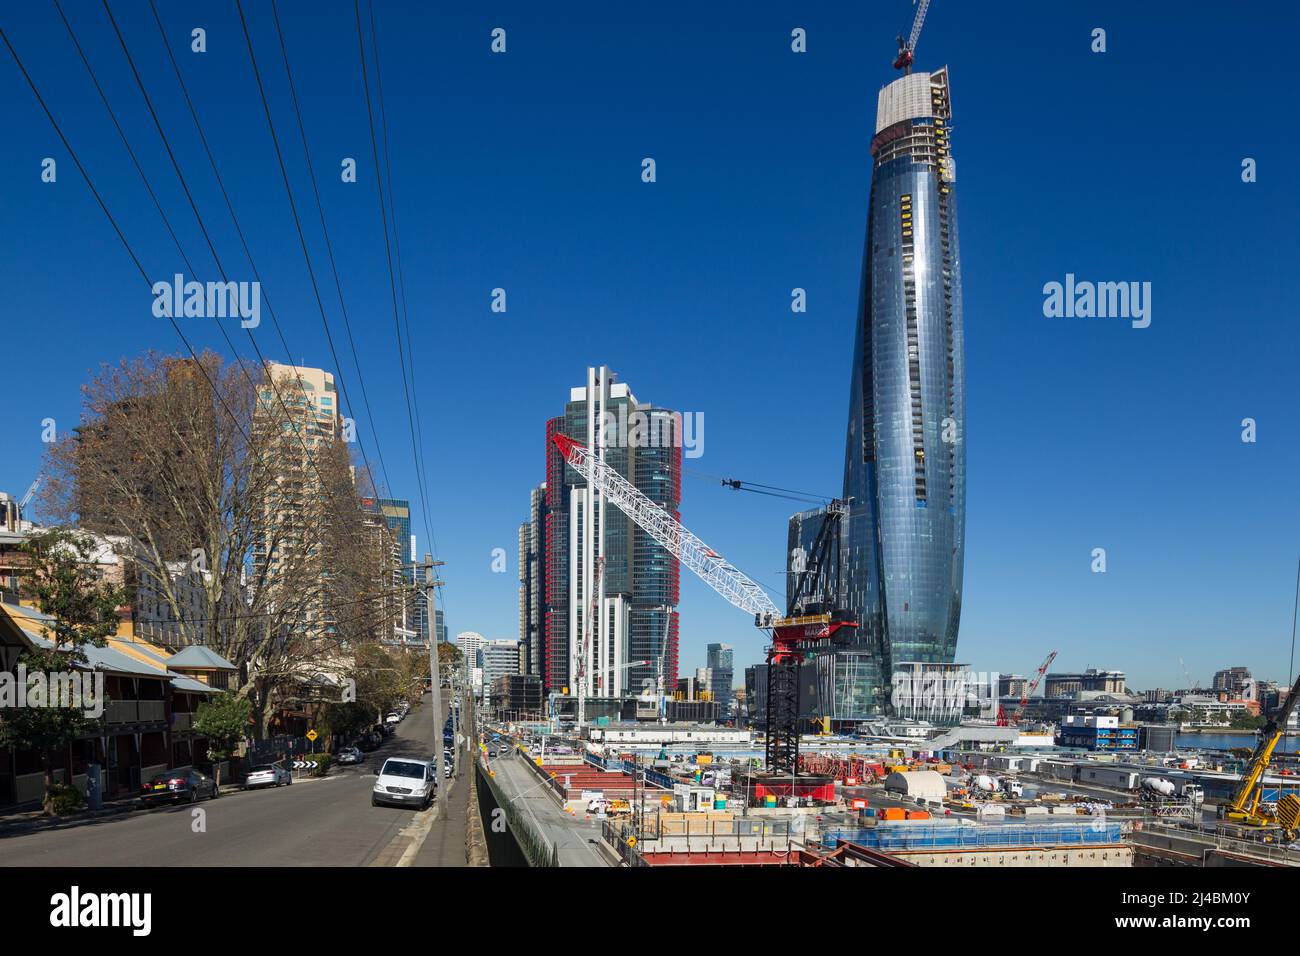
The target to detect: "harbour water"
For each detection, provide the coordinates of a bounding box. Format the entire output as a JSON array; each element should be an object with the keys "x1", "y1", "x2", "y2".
[{"x1": 1175, "y1": 732, "x2": 1300, "y2": 754}]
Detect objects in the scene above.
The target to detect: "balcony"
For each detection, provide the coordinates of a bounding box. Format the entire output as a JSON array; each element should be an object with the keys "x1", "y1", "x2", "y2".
[{"x1": 104, "y1": 700, "x2": 167, "y2": 725}]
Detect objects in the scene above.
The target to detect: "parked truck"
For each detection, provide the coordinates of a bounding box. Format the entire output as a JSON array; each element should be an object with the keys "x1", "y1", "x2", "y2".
[{"x1": 1142, "y1": 777, "x2": 1176, "y2": 797}]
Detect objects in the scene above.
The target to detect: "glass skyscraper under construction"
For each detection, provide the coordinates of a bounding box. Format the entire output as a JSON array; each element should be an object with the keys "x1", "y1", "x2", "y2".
[{"x1": 790, "y1": 66, "x2": 966, "y2": 721}]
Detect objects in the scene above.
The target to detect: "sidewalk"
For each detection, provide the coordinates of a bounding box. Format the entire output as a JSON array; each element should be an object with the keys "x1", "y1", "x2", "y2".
[
  {"x1": 0, "y1": 770, "x2": 338, "y2": 837},
  {"x1": 0, "y1": 791, "x2": 153, "y2": 837},
  {"x1": 413, "y1": 764, "x2": 471, "y2": 865}
]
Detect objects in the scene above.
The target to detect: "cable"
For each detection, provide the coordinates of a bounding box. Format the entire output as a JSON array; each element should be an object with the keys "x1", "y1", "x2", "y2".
[
  {"x1": 8, "y1": 15, "x2": 400, "y2": 649},
  {"x1": 365, "y1": 0, "x2": 437, "y2": 561},
  {"x1": 1289, "y1": 555, "x2": 1299, "y2": 690},
  {"x1": 348, "y1": 0, "x2": 436, "y2": 562},
  {"x1": 122, "y1": 583, "x2": 425, "y2": 630},
  {"x1": 266, "y1": 0, "x2": 439, "y2": 639},
  {"x1": 97, "y1": 0, "x2": 399, "y2": 645},
  {"x1": 683, "y1": 466, "x2": 835, "y2": 505},
  {"x1": 351, "y1": 0, "x2": 446, "y2": 626}
]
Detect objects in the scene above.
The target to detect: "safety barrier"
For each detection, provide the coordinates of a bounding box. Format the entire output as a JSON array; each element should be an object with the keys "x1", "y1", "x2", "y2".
[{"x1": 819, "y1": 821, "x2": 1123, "y2": 851}]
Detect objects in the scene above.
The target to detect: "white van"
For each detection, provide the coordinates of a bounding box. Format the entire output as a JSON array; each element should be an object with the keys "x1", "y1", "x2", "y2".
[{"x1": 372, "y1": 758, "x2": 436, "y2": 810}]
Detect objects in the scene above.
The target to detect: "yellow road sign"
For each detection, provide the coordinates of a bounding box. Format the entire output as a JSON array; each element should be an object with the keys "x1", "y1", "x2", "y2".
[{"x1": 306, "y1": 729, "x2": 318, "y2": 742}]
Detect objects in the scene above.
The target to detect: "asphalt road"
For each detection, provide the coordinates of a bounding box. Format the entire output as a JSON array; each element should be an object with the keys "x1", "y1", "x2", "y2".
[
  {"x1": 489, "y1": 748, "x2": 611, "y2": 867},
  {"x1": 0, "y1": 695, "x2": 472, "y2": 867}
]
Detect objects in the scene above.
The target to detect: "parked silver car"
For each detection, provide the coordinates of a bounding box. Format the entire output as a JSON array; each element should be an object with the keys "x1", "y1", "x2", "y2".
[
  {"x1": 336, "y1": 746, "x2": 364, "y2": 765},
  {"x1": 244, "y1": 763, "x2": 293, "y2": 789}
]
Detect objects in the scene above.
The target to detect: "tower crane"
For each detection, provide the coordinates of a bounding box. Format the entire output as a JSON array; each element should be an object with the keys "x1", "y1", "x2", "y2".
[
  {"x1": 1010, "y1": 649, "x2": 1057, "y2": 725},
  {"x1": 576, "y1": 555, "x2": 604, "y2": 728},
  {"x1": 18, "y1": 477, "x2": 40, "y2": 515},
  {"x1": 553, "y1": 434, "x2": 857, "y2": 775},
  {"x1": 893, "y1": 0, "x2": 933, "y2": 74}
]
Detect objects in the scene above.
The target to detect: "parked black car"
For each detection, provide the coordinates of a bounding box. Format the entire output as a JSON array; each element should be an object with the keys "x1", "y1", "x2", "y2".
[{"x1": 140, "y1": 769, "x2": 219, "y2": 806}]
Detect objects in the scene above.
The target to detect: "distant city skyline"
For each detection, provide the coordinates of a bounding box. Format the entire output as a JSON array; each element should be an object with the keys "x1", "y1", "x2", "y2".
[{"x1": 1, "y1": 3, "x2": 1297, "y2": 689}]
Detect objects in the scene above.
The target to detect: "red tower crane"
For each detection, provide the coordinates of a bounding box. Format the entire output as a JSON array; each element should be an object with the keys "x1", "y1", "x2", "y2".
[
  {"x1": 893, "y1": 0, "x2": 933, "y2": 74},
  {"x1": 552, "y1": 434, "x2": 856, "y2": 775},
  {"x1": 1011, "y1": 650, "x2": 1058, "y2": 725}
]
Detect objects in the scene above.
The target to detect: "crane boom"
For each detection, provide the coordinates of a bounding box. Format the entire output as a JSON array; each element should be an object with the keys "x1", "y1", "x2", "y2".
[
  {"x1": 1219, "y1": 559, "x2": 1300, "y2": 831},
  {"x1": 1012, "y1": 649, "x2": 1057, "y2": 724},
  {"x1": 553, "y1": 433, "x2": 780, "y2": 621},
  {"x1": 553, "y1": 433, "x2": 855, "y2": 775},
  {"x1": 893, "y1": 0, "x2": 933, "y2": 73},
  {"x1": 1223, "y1": 672, "x2": 1300, "y2": 828},
  {"x1": 908, "y1": 0, "x2": 931, "y2": 55},
  {"x1": 18, "y1": 477, "x2": 40, "y2": 512}
]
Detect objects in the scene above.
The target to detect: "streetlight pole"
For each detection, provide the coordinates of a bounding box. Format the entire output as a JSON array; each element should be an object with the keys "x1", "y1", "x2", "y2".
[{"x1": 423, "y1": 554, "x2": 447, "y2": 804}]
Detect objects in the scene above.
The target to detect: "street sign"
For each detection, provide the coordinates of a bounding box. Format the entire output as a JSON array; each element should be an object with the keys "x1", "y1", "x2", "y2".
[{"x1": 306, "y1": 729, "x2": 318, "y2": 743}]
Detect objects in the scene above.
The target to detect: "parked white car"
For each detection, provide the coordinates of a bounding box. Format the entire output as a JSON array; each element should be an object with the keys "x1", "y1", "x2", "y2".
[
  {"x1": 385, "y1": 712, "x2": 402, "y2": 724},
  {"x1": 372, "y1": 758, "x2": 436, "y2": 810},
  {"x1": 244, "y1": 763, "x2": 292, "y2": 789}
]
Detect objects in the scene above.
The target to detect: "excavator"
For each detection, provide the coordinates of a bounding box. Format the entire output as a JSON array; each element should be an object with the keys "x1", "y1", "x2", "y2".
[{"x1": 1217, "y1": 674, "x2": 1300, "y2": 839}]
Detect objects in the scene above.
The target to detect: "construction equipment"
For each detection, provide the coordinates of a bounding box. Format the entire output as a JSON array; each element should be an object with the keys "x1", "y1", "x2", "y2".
[
  {"x1": 575, "y1": 555, "x2": 603, "y2": 727},
  {"x1": 1217, "y1": 674, "x2": 1300, "y2": 833},
  {"x1": 552, "y1": 434, "x2": 856, "y2": 775},
  {"x1": 1010, "y1": 650, "x2": 1057, "y2": 725},
  {"x1": 893, "y1": 0, "x2": 932, "y2": 74},
  {"x1": 1219, "y1": 560, "x2": 1300, "y2": 835}
]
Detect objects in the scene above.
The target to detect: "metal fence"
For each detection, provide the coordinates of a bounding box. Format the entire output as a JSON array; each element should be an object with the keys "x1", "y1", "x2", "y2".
[
  {"x1": 1135, "y1": 820, "x2": 1300, "y2": 865},
  {"x1": 476, "y1": 758, "x2": 559, "y2": 867}
]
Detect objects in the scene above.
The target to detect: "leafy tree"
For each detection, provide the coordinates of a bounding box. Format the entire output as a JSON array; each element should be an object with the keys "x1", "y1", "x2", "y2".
[
  {"x1": 1229, "y1": 711, "x2": 1266, "y2": 730},
  {"x1": 438, "y1": 642, "x2": 463, "y2": 668},
  {"x1": 0, "y1": 529, "x2": 124, "y2": 813},
  {"x1": 324, "y1": 701, "x2": 373, "y2": 741},
  {"x1": 352, "y1": 644, "x2": 407, "y2": 720},
  {"x1": 193, "y1": 692, "x2": 252, "y2": 790}
]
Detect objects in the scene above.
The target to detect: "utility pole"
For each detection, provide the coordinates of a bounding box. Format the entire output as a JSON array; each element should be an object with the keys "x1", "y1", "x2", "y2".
[{"x1": 423, "y1": 554, "x2": 447, "y2": 803}]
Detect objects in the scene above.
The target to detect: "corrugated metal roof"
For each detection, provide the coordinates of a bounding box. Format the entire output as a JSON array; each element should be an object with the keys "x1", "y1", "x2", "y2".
[
  {"x1": 3, "y1": 602, "x2": 223, "y2": 693},
  {"x1": 167, "y1": 644, "x2": 237, "y2": 671},
  {"x1": 24, "y1": 630, "x2": 166, "y2": 679}
]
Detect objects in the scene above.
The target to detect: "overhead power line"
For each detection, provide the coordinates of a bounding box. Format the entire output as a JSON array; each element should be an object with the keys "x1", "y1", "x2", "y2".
[{"x1": 92, "y1": 0, "x2": 385, "y2": 563}]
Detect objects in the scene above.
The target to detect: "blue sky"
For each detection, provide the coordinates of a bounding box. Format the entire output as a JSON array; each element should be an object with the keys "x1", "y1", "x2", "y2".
[{"x1": 2, "y1": 1, "x2": 1298, "y2": 689}]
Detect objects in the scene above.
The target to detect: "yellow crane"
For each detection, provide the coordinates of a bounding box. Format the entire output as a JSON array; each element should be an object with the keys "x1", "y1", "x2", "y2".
[
  {"x1": 1218, "y1": 671, "x2": 1300, "y2": 833},
  {"x1": 1219, "y1": 572, "x2": 1300, "y2": 834}
]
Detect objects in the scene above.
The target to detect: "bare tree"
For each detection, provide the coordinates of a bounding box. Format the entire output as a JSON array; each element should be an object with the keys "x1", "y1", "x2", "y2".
[{"x1": 42, "y1": 352, "x2": 401, "y2": 737}]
